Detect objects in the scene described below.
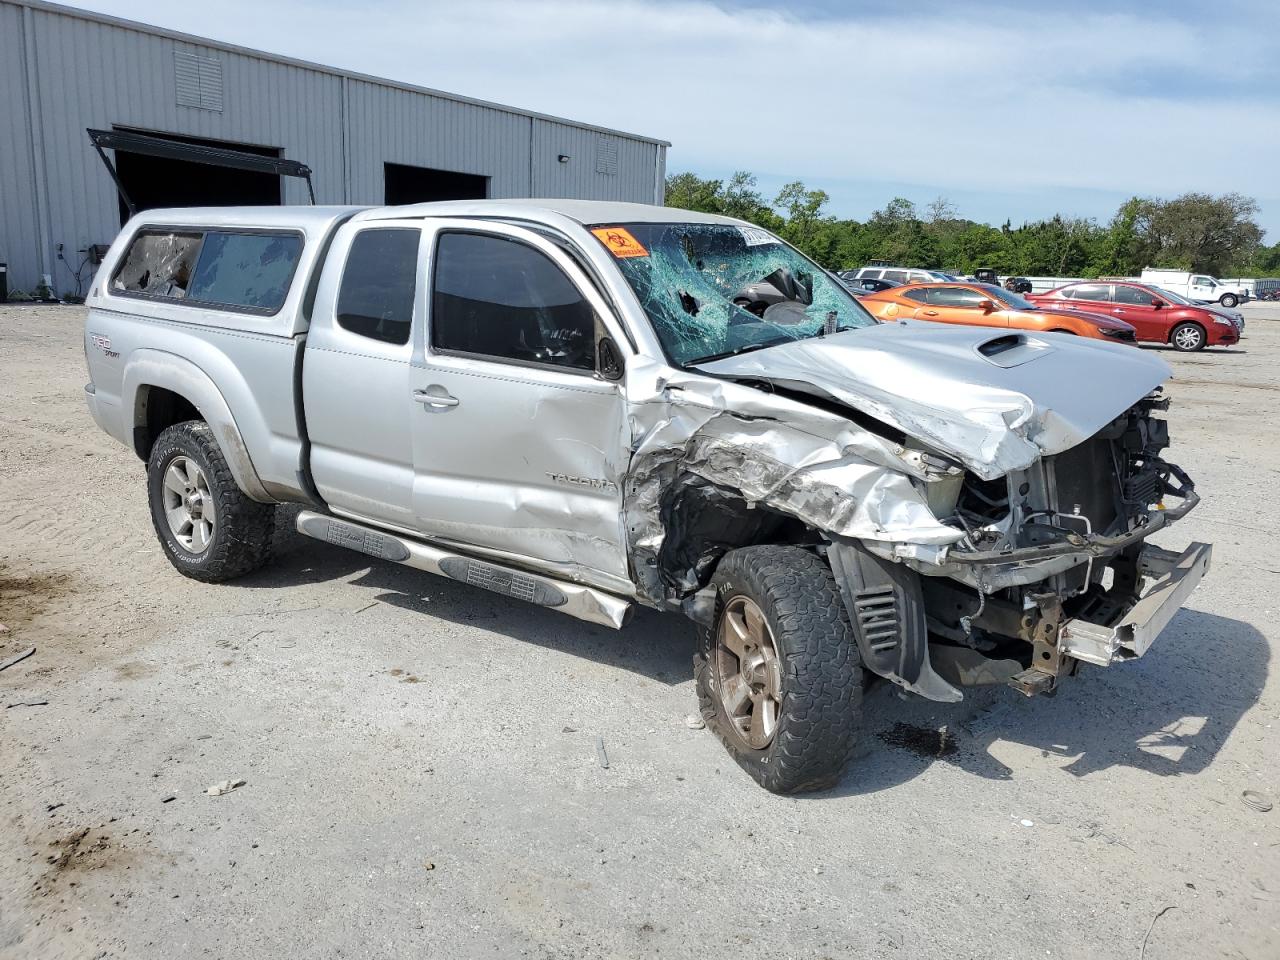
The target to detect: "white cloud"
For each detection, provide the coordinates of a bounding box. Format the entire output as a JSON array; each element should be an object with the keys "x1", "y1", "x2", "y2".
[{"x1": 83, "y1": 0, "x2": 1280, "y2": 221}]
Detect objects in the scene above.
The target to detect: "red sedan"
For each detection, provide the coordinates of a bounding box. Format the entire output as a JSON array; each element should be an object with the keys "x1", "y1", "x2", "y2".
[{"x1": 1030, "y1": 281, "x2": 1240, "y2": 351}]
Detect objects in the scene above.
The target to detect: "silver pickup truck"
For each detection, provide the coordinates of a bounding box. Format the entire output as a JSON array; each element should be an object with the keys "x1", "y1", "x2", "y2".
[{"x1": 83, "y1": 200, "x2": 1210, "y2": 793}]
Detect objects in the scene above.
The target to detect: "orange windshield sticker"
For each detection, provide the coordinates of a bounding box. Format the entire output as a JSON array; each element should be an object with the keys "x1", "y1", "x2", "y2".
[{"x1": 592, "y1": 227, "x2": 648, "y2": 258}]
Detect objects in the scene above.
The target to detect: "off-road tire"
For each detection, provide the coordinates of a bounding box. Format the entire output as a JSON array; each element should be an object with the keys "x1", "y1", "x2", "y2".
[
  {"x1": 694, "y1": 546, "x2": 862, "y2": 794},
  {"x1": 1219, "y1": 293, "x2": 1238, "y2": 308},
  {"x1": 147, "y1": 420, "x2": 275, "y2": 582},
  {"x1": 1170, "y1": 321, "x2": 1206, "y2": 352}
]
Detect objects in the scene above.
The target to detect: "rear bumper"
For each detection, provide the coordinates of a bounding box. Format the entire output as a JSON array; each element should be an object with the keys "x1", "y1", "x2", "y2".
[{"x1": 1059, "y1": 541, "x2": 1212, "y2": 666}]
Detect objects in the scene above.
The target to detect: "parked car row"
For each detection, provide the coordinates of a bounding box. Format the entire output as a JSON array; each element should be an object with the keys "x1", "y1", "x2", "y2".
[
  {"x1": 843, "y1": 263, "x2": 1257, "y2": 309},
  {"x1": 856, "y1": 282, "x2": 1138, "y2": 343},
  {"x1": 851, "y1": 279, "x2": 1241, "y2": 352}
]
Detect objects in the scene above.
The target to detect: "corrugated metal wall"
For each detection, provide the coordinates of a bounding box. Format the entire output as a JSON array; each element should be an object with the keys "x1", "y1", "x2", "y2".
[
  {"x1": 0, "y1": 3, "x2": 46, "y2": 292},
  {"x1": 0, "y1": 0, "x2": 667, "y2": 293}
]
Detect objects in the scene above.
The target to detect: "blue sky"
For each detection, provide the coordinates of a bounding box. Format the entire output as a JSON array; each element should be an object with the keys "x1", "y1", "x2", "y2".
[{"x1": 82, "y1": 0, "x2": 1280, "y2": 239}]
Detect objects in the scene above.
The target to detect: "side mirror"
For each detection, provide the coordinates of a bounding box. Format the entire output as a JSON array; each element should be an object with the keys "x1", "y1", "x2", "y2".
[
  {"x1": 1150, "y1": 299, "x2": 1164, "y2": 309},
  {"x1": 597, "y1": 337, "x2": 624, "y2": 381},
  {"x1": 980, "y1": 299, "x2": 998, "y2": 313}
]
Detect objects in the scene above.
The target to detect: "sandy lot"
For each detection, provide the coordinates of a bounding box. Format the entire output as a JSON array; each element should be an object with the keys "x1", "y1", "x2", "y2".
[{"x1": 1, "y1": 304, "x2": 1276, "y2": 960}]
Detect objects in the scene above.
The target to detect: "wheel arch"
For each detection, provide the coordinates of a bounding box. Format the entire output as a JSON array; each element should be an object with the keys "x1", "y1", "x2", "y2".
[
  {"x1": 1168, "y1": 319, "x2": 1206, "y2": 345},
  {"x1": 657, "y1": 475, "x2": 817, "y2": 599},
  {"x1": 124, "y1": 350, "x2": 272, "y2": 502}
]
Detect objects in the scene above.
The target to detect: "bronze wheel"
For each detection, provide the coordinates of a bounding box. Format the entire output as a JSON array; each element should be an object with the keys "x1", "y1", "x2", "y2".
[
  {"x1": 695, "y1": 546, "x2": 863, "y2": 793},
  {"x1": 712, "y1": 595, "x2": 783, "y2": 750}
]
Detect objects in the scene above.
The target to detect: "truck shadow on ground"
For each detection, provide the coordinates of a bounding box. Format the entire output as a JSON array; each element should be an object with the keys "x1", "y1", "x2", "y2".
[
  {"x1": 244, "y1": 512, "x2": 1266, "y2": 792},
  {"x1": 239, "y1": 508, "x2": 694, "y2": 686},
  {"x1": 828, "y1": 609, "x2": 1268, "y2": 796}
]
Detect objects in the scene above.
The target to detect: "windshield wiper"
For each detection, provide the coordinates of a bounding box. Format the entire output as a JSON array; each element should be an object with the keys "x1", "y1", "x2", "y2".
[{"x1": 684, "y1": 337, "x2": 792, "y2": 366}]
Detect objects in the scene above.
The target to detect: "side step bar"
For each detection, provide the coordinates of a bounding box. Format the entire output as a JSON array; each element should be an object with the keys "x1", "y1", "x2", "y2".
[{"x1": 294, "y1": 510, "x2": 633, "y2": 630}]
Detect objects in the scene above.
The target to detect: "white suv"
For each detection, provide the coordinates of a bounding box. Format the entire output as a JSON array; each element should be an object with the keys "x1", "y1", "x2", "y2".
[{"x1": 852, "y1": 266, "x2": 955, "y2": 285}]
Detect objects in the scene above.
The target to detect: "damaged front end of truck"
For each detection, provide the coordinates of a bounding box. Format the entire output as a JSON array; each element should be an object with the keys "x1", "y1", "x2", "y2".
[{"x1": 605, "y1": 221, "x2": 1209, "y2": 704}]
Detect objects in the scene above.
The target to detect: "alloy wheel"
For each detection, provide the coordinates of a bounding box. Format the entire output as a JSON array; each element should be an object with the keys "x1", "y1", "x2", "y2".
[
  {"x1": 161, "y1": 456, "x2": 216, "y2": 552},
  {"x1": 713, "y1": 596, "x2": 783, "y2": 749},
  {"x1": 1174, "y1": 326, "x2": 1203, "y2": 350}
]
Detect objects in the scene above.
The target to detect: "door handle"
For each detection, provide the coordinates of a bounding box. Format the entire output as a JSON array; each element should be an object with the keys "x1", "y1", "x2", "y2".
[
  {"x1": 922, "y1": 309, "x2": 939, "y2": 316},
  {"x1": 412, "y1": 389, "x2": 459, "y2": 408},
  {"x1": 1112, "y1": 308, "x2": 1124, "y2": 314}
]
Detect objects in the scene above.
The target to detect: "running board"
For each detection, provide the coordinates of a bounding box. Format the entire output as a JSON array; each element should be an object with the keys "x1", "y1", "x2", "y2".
[{"x1": 294, "y1": 510, "x2": 633, "y2": 629}]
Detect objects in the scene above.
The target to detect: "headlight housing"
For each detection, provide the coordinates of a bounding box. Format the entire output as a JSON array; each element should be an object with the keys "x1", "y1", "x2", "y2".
[{"x1": 1213, "y1": 316, "x2": 1233, "y2": 326}]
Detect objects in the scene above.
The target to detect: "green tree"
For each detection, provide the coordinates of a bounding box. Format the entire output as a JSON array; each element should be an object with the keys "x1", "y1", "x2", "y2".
[
  {"x1": 1133, "y1": 192, "x2": 1263, "y2": 274},
  {"x1": 664, "y1": 172, "x2": 724, "y2": 214},
  {"x1": 773, "y1": 181, "x2": 832, "y2": 261},
  {"x1": 721, "y1": 171, "x2": 780, "y2": 227},
  {"x1": 663, "y1": 170, "x2": 1270, "y2": 278}
]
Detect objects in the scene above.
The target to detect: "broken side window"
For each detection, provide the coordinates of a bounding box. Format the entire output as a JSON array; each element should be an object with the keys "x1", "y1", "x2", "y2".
[
  {"x1": 591, "y1": 223, "x2": 877, "y2": 366},
  {"x1": 187, "y1": 231, "x2": 303, "y2": 313},
  {"x1": 111, "y1": 231, "x2": 204, "y2": 300}
]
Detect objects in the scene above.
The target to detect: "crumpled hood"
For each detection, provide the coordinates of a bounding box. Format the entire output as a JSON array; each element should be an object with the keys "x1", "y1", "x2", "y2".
[{"x1": 696, "y1": 320, "x2": 1171, "y2": 480}]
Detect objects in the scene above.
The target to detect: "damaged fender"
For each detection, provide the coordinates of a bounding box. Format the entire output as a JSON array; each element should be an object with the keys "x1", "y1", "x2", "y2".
[{"x1": 621, "y1": 357, "x2": 965, "y2": 602}]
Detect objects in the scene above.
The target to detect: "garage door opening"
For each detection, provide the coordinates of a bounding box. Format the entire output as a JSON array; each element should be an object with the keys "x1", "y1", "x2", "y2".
[
  {"x1": 384, "y1": 162, "x2": 488, "y2": 205},
  {"x1": 101, "y1": 129, "x2": 286, "y2": 224}
]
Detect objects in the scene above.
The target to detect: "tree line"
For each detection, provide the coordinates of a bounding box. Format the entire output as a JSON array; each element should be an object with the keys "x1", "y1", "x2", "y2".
[{"x1": 664, "y1": 171, "x2": 1280, "y2": 279}]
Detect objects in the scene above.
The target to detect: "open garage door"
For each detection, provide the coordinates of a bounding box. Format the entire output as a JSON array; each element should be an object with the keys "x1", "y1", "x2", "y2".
[
  {"x1": 88, "y1": 128, "x2": 315, "y2": 224},
  {"x1": 384, "y1": 162, "x2": 488, "y2": 205}
]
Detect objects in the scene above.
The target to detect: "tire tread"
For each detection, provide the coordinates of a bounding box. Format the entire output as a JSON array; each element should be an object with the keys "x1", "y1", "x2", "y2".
[
  {"x1": 147, "y1": 420, "x2": 275, "y2": 582},
  {"x1": 695, "y1": 545, "x2": 862, "y2": 794}
]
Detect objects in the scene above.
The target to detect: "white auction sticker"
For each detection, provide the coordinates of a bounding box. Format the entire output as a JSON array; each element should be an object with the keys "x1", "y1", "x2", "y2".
[{"x1": 738, "y1": 226, "x2": 776, "y2": 247}]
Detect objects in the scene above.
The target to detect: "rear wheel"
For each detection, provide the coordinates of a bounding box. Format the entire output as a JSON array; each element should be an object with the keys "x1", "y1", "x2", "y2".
[
  {"x1": 695, "y1": 546, "x2": 862, "y2": 794},
  {"x1": 1170, "y1": 321, "x2": 1206, "y2": 352},
  {"x1": 147, "y1": 421, "x2": 275, "y2": 582},
  {"x1": 1219, "y1": 293, "x2": 1239, "y2": 308}
]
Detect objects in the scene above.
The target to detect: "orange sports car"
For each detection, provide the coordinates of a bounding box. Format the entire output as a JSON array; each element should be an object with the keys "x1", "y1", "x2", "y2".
[{"x1": 858, "y1": 282, "x2": 1137, "y2": 343}]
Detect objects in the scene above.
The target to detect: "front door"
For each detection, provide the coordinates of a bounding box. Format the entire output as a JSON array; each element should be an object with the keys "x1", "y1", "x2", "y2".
[
  {"x1": 408, "y1": 222, "x2": 633, "y2": 592},
  {"x1": 1189, "y1": 275, "x2": 1217, "y2": 301},
  {"x1": 1110, "y1": 284, "x2": 1164, "y2": 340}
]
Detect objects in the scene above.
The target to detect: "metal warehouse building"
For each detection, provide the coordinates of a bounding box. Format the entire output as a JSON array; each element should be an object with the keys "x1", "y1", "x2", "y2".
[{"x1": 0, "y1": 0, "x2": 669, "y2": 295}]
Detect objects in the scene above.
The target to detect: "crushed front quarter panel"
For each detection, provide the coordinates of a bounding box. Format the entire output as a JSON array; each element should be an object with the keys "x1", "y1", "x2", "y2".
[{"x1": 621, "y1": 356, "x2": 966, "y2": 603}]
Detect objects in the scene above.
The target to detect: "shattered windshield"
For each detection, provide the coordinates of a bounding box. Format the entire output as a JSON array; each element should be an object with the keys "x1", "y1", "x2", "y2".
[{"x1": 591, "y1": 223, "x2": 877, "y2": 366}]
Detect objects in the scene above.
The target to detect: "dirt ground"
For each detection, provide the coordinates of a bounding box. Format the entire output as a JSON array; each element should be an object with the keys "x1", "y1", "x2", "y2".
[{"x1": 1, "y1": 304, "x2": 1277, "y2": 960}]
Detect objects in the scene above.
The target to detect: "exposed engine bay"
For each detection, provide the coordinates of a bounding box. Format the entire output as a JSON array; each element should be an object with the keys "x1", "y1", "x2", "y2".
[{"x1": 828, "y1": 392, "x2": 1206, "y2": 701}]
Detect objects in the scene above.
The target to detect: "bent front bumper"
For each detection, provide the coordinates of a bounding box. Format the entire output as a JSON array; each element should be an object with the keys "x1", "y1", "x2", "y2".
[{"x1": 1059, "y1": 542, "x2": 1212, "y2": 666}]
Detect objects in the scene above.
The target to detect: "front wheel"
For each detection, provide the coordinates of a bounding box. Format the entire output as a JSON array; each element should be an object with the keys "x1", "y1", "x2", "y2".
[
  {"x1": 147, "y1": 421, "x2": 276, "y2": 582},
  {"x1": 1219, "y1": 293, "x2": 1239, "y2": 308},
  {"x1": 1170, "y1": 321, "x2": 1207, "y2": 352},
  {"x1": 695, "y1": 546, "x2": 862, "y2": 794}
]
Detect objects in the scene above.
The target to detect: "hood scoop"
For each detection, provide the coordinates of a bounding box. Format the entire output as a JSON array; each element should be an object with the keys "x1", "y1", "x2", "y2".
[{"x1": 975, "y1": 332, "x2": 1048, "y2": 368}]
